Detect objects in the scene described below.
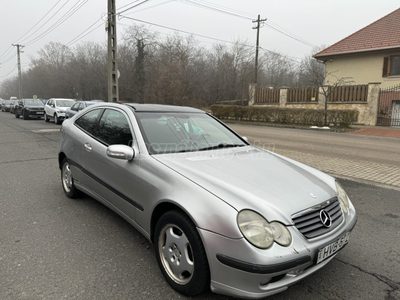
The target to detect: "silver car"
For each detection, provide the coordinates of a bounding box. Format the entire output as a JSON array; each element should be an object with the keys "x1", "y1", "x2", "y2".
[{"x1": 58, "y1": 103, "x2": 357, "y2": 299}]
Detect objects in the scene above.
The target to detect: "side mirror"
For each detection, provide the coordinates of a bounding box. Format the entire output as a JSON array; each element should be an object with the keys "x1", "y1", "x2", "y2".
[
  {"x1": 106, "y1": 144, "x2": 135, "y2": 161},
  {"x1": 242, "y1": 136, "x2": 249, "y2": 143}
]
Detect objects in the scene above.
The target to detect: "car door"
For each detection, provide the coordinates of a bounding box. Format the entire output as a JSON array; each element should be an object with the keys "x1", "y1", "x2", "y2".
[{"x1": 81, "y1": 108, "x2": 143, "y2": 222}]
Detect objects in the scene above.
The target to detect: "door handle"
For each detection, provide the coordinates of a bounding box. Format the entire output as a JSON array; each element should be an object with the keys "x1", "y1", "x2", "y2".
[{"x1": 84, "y1": 143, "x2": 92, "y2": 151}]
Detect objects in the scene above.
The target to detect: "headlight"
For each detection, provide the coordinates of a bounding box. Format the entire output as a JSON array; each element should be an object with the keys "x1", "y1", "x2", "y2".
[
  {"x1": 238, "y1": 210, "x2": 292, "y2": 249},
  {"x1": 336, "y1": 181, "x2": 350, "y2": 214}
]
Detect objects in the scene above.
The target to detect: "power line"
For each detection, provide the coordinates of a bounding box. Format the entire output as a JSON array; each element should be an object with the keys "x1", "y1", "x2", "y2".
[
  {"x1": 66, "y1": 18, "x2": 104, "y2": 46},
  {"x1": 123, "y1": 0, "x2": 174, "y2": 14},
  {"x1": 177, "y1": 0, "x2": 314, "y2": 48},
  {"x1": 25, "y1": 0, "x2": 89, "y2": 46},
  {"x1": 0, "y1": 46, "x2": 14, "y2": 60},
  {"x1": 14, "y1": 0, "x2": 64, "y2": 44},
  {"x1": 0, "y1": 65, "x2": 18, "y2": 79},
  {"x1": 19, "y1": 0, "x2": 72, "y2": 44},
  {"x1": 120, "y1": 15, "x2": 303, "y2": 62},
  {"x1": 117, "y1": 0, "x2": 149, "y2": 15}
]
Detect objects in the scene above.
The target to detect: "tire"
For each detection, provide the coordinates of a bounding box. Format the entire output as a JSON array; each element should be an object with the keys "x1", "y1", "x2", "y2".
[
  {"x1": 23, "y1": 110, "x2": 29, "y2": 120},
  {"x1": 55, "y1": 114, "x2": 60, "y2": 125},
  {"x1": 44, "y1": 112, "x2": 49, "y2": 122},
  {"x1": 61, "y1": 158, "x2": 81, "y2": 198},
  {"x1": 154, "y1": 210, "x2": 210, "y2": 296},
  {"x1": 15, "y1": 111, "x2": 20, "y2": 118}
]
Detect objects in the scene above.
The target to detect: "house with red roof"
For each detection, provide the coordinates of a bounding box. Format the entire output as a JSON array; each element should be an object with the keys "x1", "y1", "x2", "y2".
[{"x1": 314, "y1": 7, "x2": 400, "y2": 89}]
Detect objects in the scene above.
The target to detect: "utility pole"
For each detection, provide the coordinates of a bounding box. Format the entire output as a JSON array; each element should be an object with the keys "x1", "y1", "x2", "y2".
[
  {"x1": 107, "y1": 0, "x2": 119, "y2": 102},
  {"x1": 12, "y1": 44, "x2": 24, "y2": 99},
  {"x1": 252, "y1": 15, "x2": 267, "y2": 84}
]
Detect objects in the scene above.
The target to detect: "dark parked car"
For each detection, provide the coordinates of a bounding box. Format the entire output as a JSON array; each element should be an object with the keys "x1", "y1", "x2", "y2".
[
  {"x1": 1, "y1": 100, "x2": 11, "y2": 112},
  {"x1": 59, "y1": 103, "x2": 357, "y2": 299},
  {"x1": 65, "y1": 100, "x2": 103, "y2": 119},
  {"x1": 9, "y1": 99, "x2": 19, "y2": 114},
  {"x1": 14, "y1": 99, "x2": 45, "y2": 120}
]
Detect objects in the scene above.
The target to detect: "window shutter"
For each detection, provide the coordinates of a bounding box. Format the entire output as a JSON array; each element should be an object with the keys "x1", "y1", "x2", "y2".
[{"x1": 382, "y1": 56, "x2": 389, "y2": 77}]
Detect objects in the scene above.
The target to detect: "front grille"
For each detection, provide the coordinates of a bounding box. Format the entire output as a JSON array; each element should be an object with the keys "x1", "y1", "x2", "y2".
[{"x1": 292, "y1": 197, "x2": 343, "y2": 239}]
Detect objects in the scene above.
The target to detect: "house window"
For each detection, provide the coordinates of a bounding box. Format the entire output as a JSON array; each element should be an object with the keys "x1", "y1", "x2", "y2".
[{"x1": 383, "y1": 56, "x2": 400, "y2": 77}]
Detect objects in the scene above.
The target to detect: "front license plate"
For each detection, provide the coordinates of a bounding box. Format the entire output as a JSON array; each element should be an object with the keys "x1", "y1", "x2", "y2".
[
  {"x1": 316, "y1": 232, "x2": 350, "y2": 264},
  {"x1": 36, "y1": 112, "x2": 44, "y2": 114}
]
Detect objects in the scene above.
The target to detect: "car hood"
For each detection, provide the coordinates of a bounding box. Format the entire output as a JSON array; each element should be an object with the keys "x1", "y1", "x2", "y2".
[{"x1": 153, "y1": 146, "x2": 336, "y2": 224}]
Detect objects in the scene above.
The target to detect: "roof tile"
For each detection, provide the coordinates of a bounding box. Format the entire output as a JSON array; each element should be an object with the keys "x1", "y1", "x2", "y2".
[{"x1": 314, "y1": 7, "x2": 400, "y2": 58}]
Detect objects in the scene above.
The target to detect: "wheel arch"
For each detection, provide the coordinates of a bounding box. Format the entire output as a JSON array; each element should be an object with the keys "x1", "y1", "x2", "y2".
[
  {"x1": 150, "y1": 202, "x2": 193, "y2": 244},
  {"x1": 58, "y1": 152, "x2": 67, "y2": 170}
]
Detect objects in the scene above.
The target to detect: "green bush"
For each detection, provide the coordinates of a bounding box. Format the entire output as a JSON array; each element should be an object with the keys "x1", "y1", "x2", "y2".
[{"x1": 210, "y1": 105, "x2": 358, "y2": 127}]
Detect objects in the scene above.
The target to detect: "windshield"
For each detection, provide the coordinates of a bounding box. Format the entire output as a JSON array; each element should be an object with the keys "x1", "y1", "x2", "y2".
[
  {"x1": 55, "y1": 100, "x2": 75, "y2": 107},
  {"x1": 24, "y1": 99, "x2": 44, "y2": 106},
  {"x1": 136, "y1": 112, "x2": 246, "y2": 154}
]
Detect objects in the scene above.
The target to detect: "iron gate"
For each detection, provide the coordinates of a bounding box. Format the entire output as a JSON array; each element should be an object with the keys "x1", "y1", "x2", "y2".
[{"x1": 377, "y1": 84, "x2": 400, "y2": 126}]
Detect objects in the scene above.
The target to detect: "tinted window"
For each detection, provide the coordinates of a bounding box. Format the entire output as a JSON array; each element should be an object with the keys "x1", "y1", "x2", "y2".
[
  {"x1": 136, "y1": 112, "x2": 245, "y2": 154},
  {"x1": 71, "y1": 103, "x2": 79, "y2": 111},
  {"x1": 55, "y1": 100, "x2": 75, "y2": 107},
  {"x1": 96, "y1": 109, "x2": 133, "y2": 146},
  {"x1": 75, "y1": 109, "x2": 102, "y2": 135}
]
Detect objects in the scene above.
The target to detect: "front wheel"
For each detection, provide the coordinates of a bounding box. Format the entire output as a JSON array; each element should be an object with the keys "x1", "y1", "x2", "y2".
[
  {"x1": 61, "y1": 158, "x2": 81, "y2": 198},
  {"x1": 15, "y1": 111, "x2": 20, "y2": 118},
  {"x1": 154, "y1": 210, "x2": 210, "y2": 296},
  {"x1": 44, "y1": 112, "x2": 49, "y2": 122},
  {"x1": 55, "y1": 114, "x2": 60, "y2": 124},
  {"x1": 23, "y1": 110, "x2": 29, "y2": 120}
]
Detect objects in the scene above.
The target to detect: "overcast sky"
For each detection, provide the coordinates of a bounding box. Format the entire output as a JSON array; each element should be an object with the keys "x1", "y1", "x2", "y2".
[{"x1": 0, "y1": 0, "x2": 399, "y2": 82}]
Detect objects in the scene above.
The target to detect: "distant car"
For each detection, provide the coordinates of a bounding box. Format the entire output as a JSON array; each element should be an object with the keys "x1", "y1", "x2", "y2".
[
  {"x1": 1, "y1": 100, "x2": 11, "y2": 112},
  {"x1": 66, "y1": 100, "x2": 103, "y2": 119},
  {"x1": 9, "y1": 99, "x2": 18, "y2": 113},
  {"x1": 59, "y1": 103, "x2": 357, "y2": 299},
  {"x1": 44, "y1": 98, "x2": 76, "y2": 124},
  {"x1": 14, "y1": 99, "x2": 45, "y2": 120}
]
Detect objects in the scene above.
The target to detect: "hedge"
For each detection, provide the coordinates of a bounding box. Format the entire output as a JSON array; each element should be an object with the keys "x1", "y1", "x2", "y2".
[{"x1": 210, "y1": 105, "x2": 359, "y2": 128}]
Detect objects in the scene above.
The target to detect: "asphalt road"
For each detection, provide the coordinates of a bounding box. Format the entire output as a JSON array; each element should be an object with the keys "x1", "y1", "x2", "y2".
[{"x1": 1, "y1": 113, "x2": 399, "y2": 300}]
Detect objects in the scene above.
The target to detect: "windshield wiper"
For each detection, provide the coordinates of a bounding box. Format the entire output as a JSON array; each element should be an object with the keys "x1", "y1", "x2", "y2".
[{"x1": 198, "y1": 143, "x2": 244, "y2": 151}]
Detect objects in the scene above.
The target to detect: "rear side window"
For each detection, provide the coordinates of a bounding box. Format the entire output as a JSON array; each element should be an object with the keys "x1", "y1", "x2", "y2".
[
  {"x1": 75, "y1": 109, "x2": 102, "y2": 135},
  {"x1": 96, "y1": 109, "x2": 133, "y2": 146}
]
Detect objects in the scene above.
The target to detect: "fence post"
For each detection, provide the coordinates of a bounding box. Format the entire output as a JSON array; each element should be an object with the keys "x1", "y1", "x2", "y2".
[
  {"x1": 366, "y1": 82, "x2": 381, "y2": 126},
  {"x1": 249, "y1": 83, "x2": 256, "y2": 106},
  {"x1": 280, "y1": 87, "x2": 288, "y2": 107}
]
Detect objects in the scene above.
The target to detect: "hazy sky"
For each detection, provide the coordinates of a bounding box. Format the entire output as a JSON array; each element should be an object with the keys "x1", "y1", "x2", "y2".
[{"x1": 0, "y1": 0, "x2": 399, "y2": 81}]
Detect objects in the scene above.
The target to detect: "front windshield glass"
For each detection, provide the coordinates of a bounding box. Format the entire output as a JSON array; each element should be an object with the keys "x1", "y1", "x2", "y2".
[
  {"x1": 136, "y1": 112, "x2": 246, "y2": 154},
  {"x1": 55, "y1": 100, "x2": 75, "y2": 107},
  {"x1": 24, "y1": 99, "x2": 44, "y2": 106}
]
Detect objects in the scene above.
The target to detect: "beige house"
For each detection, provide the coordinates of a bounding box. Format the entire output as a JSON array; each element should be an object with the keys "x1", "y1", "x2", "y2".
[{"x1": 314, "y1": 7, "x2": 400, "y2": 89}]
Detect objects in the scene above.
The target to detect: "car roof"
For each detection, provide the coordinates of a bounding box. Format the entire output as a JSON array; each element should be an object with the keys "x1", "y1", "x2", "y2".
[{"x1": 123, "y1": 103, "x2": 204, "y2": 113}]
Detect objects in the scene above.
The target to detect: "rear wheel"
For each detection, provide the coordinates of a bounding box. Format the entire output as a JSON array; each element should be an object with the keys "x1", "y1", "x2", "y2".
[
  {"x1": 154, "y1": 210, "x2": 210, "y2": 296},
  {"x1": 61, "y1": 158, "x2": 81, "y2": 198}
]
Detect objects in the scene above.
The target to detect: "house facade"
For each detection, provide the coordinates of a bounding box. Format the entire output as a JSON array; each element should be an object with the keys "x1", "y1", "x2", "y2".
[{"x1": 314, "y1": 7, "x2": 400, "y2": 89}]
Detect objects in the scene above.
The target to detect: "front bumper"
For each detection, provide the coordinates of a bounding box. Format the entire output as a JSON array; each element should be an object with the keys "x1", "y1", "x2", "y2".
[{"x1": 199, "y1": 206, "x2": 357, "y2": 299}]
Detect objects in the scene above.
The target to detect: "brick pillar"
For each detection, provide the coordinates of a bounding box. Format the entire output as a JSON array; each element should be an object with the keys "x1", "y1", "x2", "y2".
[{"x1": 318, "y1": 86, "x2": 327, "y2": 110}]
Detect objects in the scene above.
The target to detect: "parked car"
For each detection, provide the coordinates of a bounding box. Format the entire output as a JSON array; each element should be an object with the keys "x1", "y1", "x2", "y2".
[
  {"x1": 14, "y1": 99, "x2": 45, "y2": 120},
  {"x1": 65, "y1": 100, "x2": 103, "y2": 119},
  {"x1": 1, "y1": 99, "x2": 11, "y2": 112},
  {"x1": 58, "y1": 103, "x2": 357, "y2": 299},
  {"x1": 44, "y1": 98, "x2": 76, "y2": 124},
  {"x1": 9, "y1": 99, "x2": 18, "y2": 114}
]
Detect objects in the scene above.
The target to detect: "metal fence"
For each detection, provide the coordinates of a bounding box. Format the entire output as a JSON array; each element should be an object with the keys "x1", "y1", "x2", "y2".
[{"x1": 377, "y1": 84, "x2": 400, "y2": 126}]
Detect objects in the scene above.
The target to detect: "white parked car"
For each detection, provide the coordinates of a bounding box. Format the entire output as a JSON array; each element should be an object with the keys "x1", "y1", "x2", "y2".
[{"x1": 44, "y1": 98, "x2": 76, "y2": 124}]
